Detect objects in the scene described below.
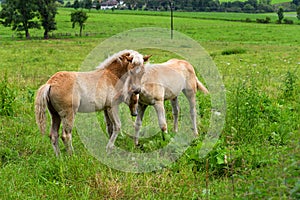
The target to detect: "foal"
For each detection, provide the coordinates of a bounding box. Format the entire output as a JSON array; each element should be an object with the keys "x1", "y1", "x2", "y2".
[
  {"x1": 35, "y1": 50, "x2": 150, "y2": 156},
  {"x1": 134, "y1": 59, "x2": 209, "y2": 145}
]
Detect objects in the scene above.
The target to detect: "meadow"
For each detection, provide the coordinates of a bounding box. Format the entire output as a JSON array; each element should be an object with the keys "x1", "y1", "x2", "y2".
[{"x1": 0, "y1": 8, "x2": 299, "y2": 199}]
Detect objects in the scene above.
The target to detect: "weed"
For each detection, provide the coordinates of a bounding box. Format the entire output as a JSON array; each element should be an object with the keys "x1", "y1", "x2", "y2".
[
  {"x1": 282, "y1": 69, "x2": 298, "y2": 98},
  {"x1": 0, "y1": 72, "x2": 17, "y2": 116}
]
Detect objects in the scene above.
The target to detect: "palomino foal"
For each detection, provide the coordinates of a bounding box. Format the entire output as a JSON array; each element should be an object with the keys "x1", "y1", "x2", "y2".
[
  {"x1": 35, "y1": 50, "x2": 150, "y2": 156},
  {"x1": 134, "y1": 59, "x2": 209, "y2": 146}
]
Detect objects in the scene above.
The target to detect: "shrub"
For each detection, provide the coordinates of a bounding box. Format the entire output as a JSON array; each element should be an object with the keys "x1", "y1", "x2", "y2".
[
  {"x1": 245, "y1": 18, "x2": 252, "y2": 22},
  {"x1": 283, "y1": 18, "x2": 294, "y2": 24},
  {"x1": 221, "y1": 48, "x2": 246, "y2": 55},
  {"x1": 256, "y1": 17, "x2": 271, "y2": 24}
]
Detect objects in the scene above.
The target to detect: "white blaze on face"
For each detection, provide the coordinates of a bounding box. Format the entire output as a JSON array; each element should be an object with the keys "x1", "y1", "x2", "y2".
[
  {"x1": 134, "y1": 67, "x2": 141, "y2": 74},
  {"x1": 130, "y1": 52, "x2": 144, "y2": 67}
]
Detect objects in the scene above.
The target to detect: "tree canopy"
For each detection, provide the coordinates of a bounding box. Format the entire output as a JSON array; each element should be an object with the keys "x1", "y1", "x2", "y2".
[
  {"x1": 37, "y1": 0, "x2": 58, "y2": 39},
  {"x1": 0, "y1": 0, "x2": 57, "y2": 39},
  {"x1": 0, "y1": 0, "x2": 40, "y2": 39},
  {"x1": 71, "y1": 10, "x2": 88, "y2": 37}
]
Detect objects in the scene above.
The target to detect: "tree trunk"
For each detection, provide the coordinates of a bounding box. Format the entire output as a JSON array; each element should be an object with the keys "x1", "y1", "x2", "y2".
[
  {"x1": 25, "y1": 29, "x2": 30, "y2": 39},
  {"x1": 23, "y1": 22, "x2": 30, "y2": 39},
  {"x1": 44, "y1": 30, "x2": 49, "y2": 39},
  {"x1": 80, "y1": 25, "x2": 83, "y2": 37}
]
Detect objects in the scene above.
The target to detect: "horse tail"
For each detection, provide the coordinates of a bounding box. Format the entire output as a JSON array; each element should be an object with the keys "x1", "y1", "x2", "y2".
[
  {"x1": 196, "y1": 78, "x2": 209, "y2": 94},
  {"x1": 35, "y1": 84, "x2": 51, "y2": 135}
]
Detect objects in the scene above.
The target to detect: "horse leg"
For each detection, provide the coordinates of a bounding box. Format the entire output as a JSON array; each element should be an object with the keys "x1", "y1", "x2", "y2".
[
  {"x1": 106, "y1": 106, "x2": 121, "y2": 152},
  {"x1": 154, "y1": 100, "x2": 167, "y2": 140},
  {"x1": 47, "y1": 101, "x2": 62, "y2": 156},
  {"x1": 49, "y1": 111, "x2": 61, "y2": 156},
  {"x1": 61, "y1": 112, "x2": 75, "y2": 155},
  {"x1": 104, "y1": 110, "x2": 113, "y2": 138},
  {"x1": 134, "y1": 103, "x2": 147, "y2": 146},
  {"x1": 171, "y1": 97, "x2": 179, "y2": 133},
  {"x1": 183, "y1": 90, "x2": 198, "y2": 136}
]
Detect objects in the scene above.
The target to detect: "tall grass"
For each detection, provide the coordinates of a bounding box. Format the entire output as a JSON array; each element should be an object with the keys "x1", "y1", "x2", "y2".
[{"x1": 0, "y1": 9, "x2": 299, "y2": 199}]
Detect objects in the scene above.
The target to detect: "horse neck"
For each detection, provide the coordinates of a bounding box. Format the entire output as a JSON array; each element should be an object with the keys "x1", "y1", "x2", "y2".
[{"x1": 101, "y1": 60, "x2": 128, "y2": 80}]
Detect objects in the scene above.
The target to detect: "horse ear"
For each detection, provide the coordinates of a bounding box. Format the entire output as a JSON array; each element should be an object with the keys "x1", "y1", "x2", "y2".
[
  {"x1": 143, "y1": 55, "x2": 152, "y2": 62},
  {"x1": 126, "y1": 56, "x2": 133, "y2": 62}
]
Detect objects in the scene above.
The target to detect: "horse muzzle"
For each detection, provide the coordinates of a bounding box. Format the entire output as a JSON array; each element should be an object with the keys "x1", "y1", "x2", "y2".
[
  {"x1": 132, "y1": 86, "x2": 141, "y2": 95},
  {"x1": 131, "y1": 111, "x2": 138, "y2": 117}
]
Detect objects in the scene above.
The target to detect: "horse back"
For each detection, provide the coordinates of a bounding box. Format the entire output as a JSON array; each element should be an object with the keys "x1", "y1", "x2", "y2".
[{"x1": 141, "y1": 59, "x2": 202, "y2": 103}]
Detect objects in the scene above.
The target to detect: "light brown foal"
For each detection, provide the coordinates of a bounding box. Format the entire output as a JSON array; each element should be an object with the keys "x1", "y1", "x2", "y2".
[
  {"x1": 35, "y1": 50, "x2": 150, "y2": 156},
  {"x1": 134, "y1": 59, "x2": 209, "y2": 145}
]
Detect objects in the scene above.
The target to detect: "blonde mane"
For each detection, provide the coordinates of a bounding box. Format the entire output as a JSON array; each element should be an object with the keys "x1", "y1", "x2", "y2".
[{"x1": 97, "y1": 49, "x2": 142, "y2": 69}]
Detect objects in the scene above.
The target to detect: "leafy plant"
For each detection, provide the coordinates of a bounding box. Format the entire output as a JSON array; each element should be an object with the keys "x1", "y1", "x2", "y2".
[
  {"x1": 0, "y1": 73, "x2": 17, "y2": 116},
  {"x1": 282, "y1": 70, "x2": 297, "y2": 98}
]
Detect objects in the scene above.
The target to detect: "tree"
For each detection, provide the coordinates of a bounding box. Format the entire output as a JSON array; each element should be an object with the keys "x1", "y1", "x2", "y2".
[
  {"x1": 293, "y1": 0, "x2": 299, "y2": 6},
  {"x1": 65, "y1": 1, "x2": 72, "y2": 7},
  {"x1": 297, "y1": 6, "x2": 300, "y2": 20},
  {"x1": 243, "y1": 3, "x2": 255, "y2": 13},
  {"x1": 71, "y1": 10, "x2": 88, "y2": 37},
  {"x1": 94, "y1": 0, "x2": 101, "y2": 10},
  {"x1": 73, "y1": 0, "x2": 80, "y2": 9},
  {"x1": 57, "y1": 0, "x2": 64, "y2": 4},
  {"x1": 83, "y1": 0, "x2": 92, "y2": 10},
  {"x1": 277, "y1": 7, "x2": 284, "y2": 24},
  {"x1": 37, "y1": 0, "x2": 57, "y2": 39},
  {"x1": 0, "y1": 0, "x2": 40, "y2": 39}
]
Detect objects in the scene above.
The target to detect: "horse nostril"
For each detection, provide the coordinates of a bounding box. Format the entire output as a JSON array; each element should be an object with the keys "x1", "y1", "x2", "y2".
[{"x1": 131, "y1": 112, "x2": 138, "y2": 117}]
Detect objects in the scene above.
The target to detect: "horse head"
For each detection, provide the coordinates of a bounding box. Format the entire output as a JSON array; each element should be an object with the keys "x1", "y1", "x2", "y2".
[{"x1": 118, "y1": 51, "x2": 151, "y2": 116}]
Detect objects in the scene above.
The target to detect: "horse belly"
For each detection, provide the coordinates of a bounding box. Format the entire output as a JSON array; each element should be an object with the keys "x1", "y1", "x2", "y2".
[
  {"x1": 164, "y1": 88, "x2": 181, "y2": 100},
  {"x1": 77, "y1": 97, "x2": 105, "y2": 113}
]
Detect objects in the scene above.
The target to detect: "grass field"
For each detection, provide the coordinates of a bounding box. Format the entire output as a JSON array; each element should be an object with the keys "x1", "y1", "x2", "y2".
[{"x1": 0, "y1": 8, "x2": 299, "y2": 199}]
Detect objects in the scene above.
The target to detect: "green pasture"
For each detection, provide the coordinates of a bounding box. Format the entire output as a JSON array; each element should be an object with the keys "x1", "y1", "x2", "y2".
[{"x1": 0, "y1": 9, "x2": 299, "y2": 199}]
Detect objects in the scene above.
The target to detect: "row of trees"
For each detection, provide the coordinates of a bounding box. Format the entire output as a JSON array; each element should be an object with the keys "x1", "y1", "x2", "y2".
[
  {"x1": 122, "y1": 0, "x2": 298, "y2": 13},
  {"x1": 66, "y1": 0, "x2": 101, "y2": 10},
  {"x1": 64, "y1": 0, "x2": 299, "y2": 13}
]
